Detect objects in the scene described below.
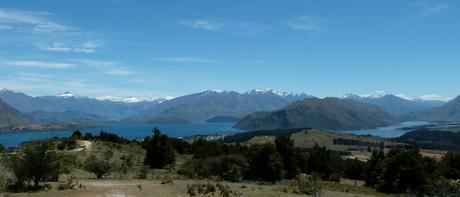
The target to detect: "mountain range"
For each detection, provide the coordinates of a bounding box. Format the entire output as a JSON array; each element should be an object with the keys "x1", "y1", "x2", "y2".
[
  {"x1": 0, "y1": 98, "x2": 36, "y2": 130},
  {"x1": 402, "y1": 95, "x2": 460, "y2": 122},
  {"x1": 125, "y1": 89, "x2": 314, "y2": 123},
  {"x1": 0, "y1": 89, "x2": 162, "y2": 120},
  {"x1": 235, "y1": 97, "x2": 396, "y2": 130},
  {"x1": 1, "y1": 88, "x2": 459, "y2": 132},
  {"x1": 27, "y1": 111, "x2": 106, "y2": 124},
  {"x1": 341, "y1": 94, "x2": 445, "y2": 115}
]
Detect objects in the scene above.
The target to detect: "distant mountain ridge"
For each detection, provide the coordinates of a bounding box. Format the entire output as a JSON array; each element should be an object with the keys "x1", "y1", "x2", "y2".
[
  {"x1": 0, "y1": 98, "x2": 103, "y2": 132},
  {"x1": 205, "y1": 116, "x2": 241, "y2": 123},
  {"x1": 0, "y1": 89, "x2": 164, "y2": 120},
  {"x1": 0, "y1": 98, "x2": 36, "y2": 130},
  {"x1": 341, "y1": 94, "x2": 445, "y2": 115},
  {"x1": 402, "y1": 95, "x2": 460, "y2": 122},
  {"x1": 27, "y1": 111, "x2": 106, "y2": 124},
  {"x1": 0, "y1": 89, "x2": 58, "y2": 113},
  {"x1": 126, "y1": 89, "x2": 314, "y2": 122},
  {"x1": 235, "y1": 97, "x2": 396, "y2": 130},
  {"x1": 2, "y1": 88, "x2": 454, "y2": 126}
]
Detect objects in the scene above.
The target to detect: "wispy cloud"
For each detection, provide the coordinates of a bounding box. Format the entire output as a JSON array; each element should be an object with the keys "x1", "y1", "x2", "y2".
[
  {"x1": 3, "y1": 60, "x2": 74, "y2": 68},
  {"x1": 0, "y1": 8, "x2": 73, "y2": 33},
  {"x1": 395, "y1": 94, "x2": 412, "y2": 100},
  {"x1": 1, "y1": 72, "x2": 173, "y2": 99},
  {"x1": 285, "y1": 16, "x2": 321, "y2": 31},
  {"x1": 153, "y1": 57, "x2": 217, "y2": 63},
  {"x1": 0, "y1": 24, "x2": 13, "y2": 30},
  {"x1": 34, "y1": 42, "x2": 101, "y2": 53},
  {"x1": 103, "y1": 67, "x2": 138, "y2": 75},
  {"x1": 70, "y1": 59, "x2": 138, "y2": 75},
  {"x1": 177, "y1": 18, "x2": 270, "y2": 35},
  {"x1": 407, "y1": 2, "x2": 450, "y2": 21},
  {"x1": 419, "y1": 94, "x2": 451, "y2": 101}
]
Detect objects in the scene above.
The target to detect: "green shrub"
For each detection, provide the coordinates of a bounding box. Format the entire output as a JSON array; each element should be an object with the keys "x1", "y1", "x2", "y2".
[
  {"x1": 84, "y1": 154, "x2": 111, "y2": 179},
  {"x1": 6, "y1": 141, "x2": 58, "y2": 189}
]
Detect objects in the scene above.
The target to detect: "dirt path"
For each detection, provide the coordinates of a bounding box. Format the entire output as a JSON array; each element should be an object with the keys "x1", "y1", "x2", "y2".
[{"x1": 70, "y1": 140, "x2": 92, "y2": 152}]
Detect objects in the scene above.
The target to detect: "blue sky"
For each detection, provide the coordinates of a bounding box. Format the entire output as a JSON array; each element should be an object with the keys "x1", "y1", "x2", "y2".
[{"x1": 0, "y1": 0, "x2": 458, "y2": 101}]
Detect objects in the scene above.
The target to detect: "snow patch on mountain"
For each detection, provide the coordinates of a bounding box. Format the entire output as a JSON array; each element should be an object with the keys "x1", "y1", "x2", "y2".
[{"x1": 95, "y1": 95, "x2": 171, "y2": 103}]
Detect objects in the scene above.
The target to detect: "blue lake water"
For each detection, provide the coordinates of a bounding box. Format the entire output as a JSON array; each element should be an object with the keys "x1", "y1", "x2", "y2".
[
  {"x1": 338, "y1": 121, "x2": 430, "y2": 138},
  {"x1": 0, "y1": 122, "x2": 241, "y2": 148},
  {"x1": 0, "y1": 121, "x2": 430, "y2": 148}
]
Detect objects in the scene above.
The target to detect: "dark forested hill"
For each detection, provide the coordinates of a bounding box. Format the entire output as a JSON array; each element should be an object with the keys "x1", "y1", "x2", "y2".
[{"x1": 235, "y1": 97, "x2": 396, "y2": 130}]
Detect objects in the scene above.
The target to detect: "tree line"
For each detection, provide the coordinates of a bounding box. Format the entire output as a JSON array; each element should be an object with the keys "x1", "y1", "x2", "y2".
[{"x1": 145, "y1": 129, "x2": 460, "y2": 195}]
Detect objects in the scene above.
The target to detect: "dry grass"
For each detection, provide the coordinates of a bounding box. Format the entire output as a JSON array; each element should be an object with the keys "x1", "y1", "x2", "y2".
[
  {"x1": 3, "y1": 179, "x2": 389, "y2": 197},
  {"x1": 248, "y1": 130, "x2": 409, "y2": 161}
]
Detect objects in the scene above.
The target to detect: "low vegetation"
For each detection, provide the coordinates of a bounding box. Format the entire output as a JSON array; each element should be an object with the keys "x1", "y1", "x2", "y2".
[
  {"x1": 397, "y1": 128, "x2": 460, "y2": 150},
  {"x1": 1, "y1": 128, "x2": 460, "y2": 196}
]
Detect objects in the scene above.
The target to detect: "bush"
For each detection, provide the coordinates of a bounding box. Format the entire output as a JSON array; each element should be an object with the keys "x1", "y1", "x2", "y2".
[
  {"x1": 292, "y1": 173, "x2": 320, "y2": 195},
  {"x1": 179, "y1": 154, "x2": 248, "y2": 182},
  {"x1": 187, "y1": 183, "x2": 236, "y2": 197},
  {"x1": 71, "y1": 130, "x2": 82, "y2": 139},
  {"x1": 57, "y1": 138, "x2": 77, "y2": 150},
  {"x1": 440, "y1": 151, "x2": 460, "y2": 180},
  {"x1": 343, "y1": 158, "x2": 365, "y2": 184},
  {"x1": 328, "y1": 173, "x2": 341, "y2": 183},
  {"x1": 138, "y1": 166, "x2": 149, "y2": 179},
  {"x1": 6, "y1": 141, "x2": 58, "y2": 189},
  {"x1": 0, "y1": 164, "x2": 14, "y2": 191},
  {"x1": 84, "y1": 154, "x2": 111, "y2": 179}
]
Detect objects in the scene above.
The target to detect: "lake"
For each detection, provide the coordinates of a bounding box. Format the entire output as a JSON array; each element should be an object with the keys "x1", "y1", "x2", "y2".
[
  {"x1": 0, "y1": 121, "x2": 430, "y2": 148},
  {"x1": 0, "y1": 122, "x2": 241, "y2": 148},
  {"x1": 338, "y1": 121, "x2": 430, "y2": 138}
]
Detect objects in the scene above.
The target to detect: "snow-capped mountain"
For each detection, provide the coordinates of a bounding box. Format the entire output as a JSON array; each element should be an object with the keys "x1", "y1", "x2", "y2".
[
  {"x1": 340, "y1": 93, "x2": 446, "y2": 115},
  {"x1": 245, "y1": 88, "x2": 311, "y2": 97},
  {"x1": 126, "y1": 89, "x2": 313, "y2": 122},
  {"x1": 95, "y1": 96, "x2": 171, "y2": 103},
  {"x1": 57, "y1": 91, "x2": 77, "y2": 98},
  {"x1": 0, "y1": 89, "x2": 163, "y2": 120}
]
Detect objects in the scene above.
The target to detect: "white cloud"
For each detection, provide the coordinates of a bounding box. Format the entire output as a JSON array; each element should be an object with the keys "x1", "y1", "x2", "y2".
[
  {"x1": 285, "y1": 16, "x2": 321, "y2": 31},
  {"x1": 419, "y1": 94, "x2": 451, "y2": 101},
  {"x1": 70, "y1": 59, "x2": 137, "y2": 75},
  {"x1": 103, "y1": 67, "x2": 138, "y2": 75},
  {"x1": 177, "y1": 18, "x2": 270, "y2": 35},
  {"x1": 0, "y1": 8, "x2": 73, "y2": 33},
  {"x1": 71, "y1": 59, "x2": 117, "y2": 67},
  {"x1": 177, "y1": 19, "x2": 222, "y2": 31},
  {"x1": 153, "y1": 57, "x2": 216, "y2": 63},
  {"x1": 1, "y1": 72, "x2": 175, "y2": 99},
  {"x1": 395, "y1": 94, "x2": 412, "y2": 100},
  {"x1": 35, "y1": 42, "x2": 101, "y2": 53},
  {"x1": 3, "y1": 60, "x2": 74, "y2": 68}
]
